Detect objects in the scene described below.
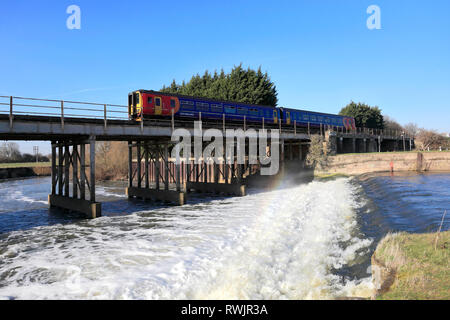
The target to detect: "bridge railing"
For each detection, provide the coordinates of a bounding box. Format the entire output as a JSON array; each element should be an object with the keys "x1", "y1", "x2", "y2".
[
  {"x1": 332, "y1": 125, "x2": 412, "y2": 139},
  {"x1": 0, "y1": 95, "x2": 412, "y2": 139},
  {"x1": 0, "y1": 95, "x2": 129, "y2": 127}
]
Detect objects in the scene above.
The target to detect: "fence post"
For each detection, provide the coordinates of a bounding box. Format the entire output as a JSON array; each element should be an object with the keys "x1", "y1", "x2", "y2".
[
  {"x1": 294, "y1": 120, "x2": 296, "y2": 136},
  {"x1": 171, "y1": 108, "x2": 174, "y2": 132},
  {"x1": 60, "y1": 101, "x2": 64, "y2": 129},
  {"x1": 9, "y1": 96, "x2": 13, "y2": 129},
  {"x1": 104, "y1": 104, "x2": 107, "y2": 129}
]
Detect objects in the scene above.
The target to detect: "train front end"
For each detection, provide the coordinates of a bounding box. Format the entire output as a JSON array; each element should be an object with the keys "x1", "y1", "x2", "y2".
[{"x1": 128, "y1": 90, "x2": 180, "y2": 121}]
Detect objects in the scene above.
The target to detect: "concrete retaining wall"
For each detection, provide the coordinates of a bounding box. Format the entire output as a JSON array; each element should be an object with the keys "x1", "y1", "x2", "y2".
[{"x1": 315, "y1": 151, "x2": 450, "y2": 176}]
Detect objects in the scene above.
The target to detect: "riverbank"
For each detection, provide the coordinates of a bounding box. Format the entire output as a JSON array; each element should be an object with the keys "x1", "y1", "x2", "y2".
[
  {"x1": 371, "y1": 230, "x2": 449, "y2": 300},
  {"x1": 0, "y1": 165, "x2": 51, "y2": 180},
  {"x1": 315, "y1": 151, "x2": 450, "y2": 176}
]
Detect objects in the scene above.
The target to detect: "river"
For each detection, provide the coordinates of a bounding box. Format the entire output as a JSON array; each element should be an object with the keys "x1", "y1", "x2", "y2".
[{"x1": 0, "y1": 172, "x2": 448, "y2": 299}]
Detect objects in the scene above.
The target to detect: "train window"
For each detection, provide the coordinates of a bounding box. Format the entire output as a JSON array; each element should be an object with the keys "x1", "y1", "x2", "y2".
[
  {"x1": 325, "y1": 117, "x2": 330, "y2": 123},
  {"x1": 155, "y1": 97, "x2": 161, "y2": 107},
  {"x1": 237, "y1": 107, "x2": 247, "y2": 115},
  {"x1": 249, "y1": 108, "x2": 259, "y2": 116},
  {"x1": 224, "y1": 105, "x2": 236, "y2": 114},
  {"x1": 303, "y1": 114, "x2": 309, "y2": 121},
  {"x1": 311, "y1": 116, "x2": 317, "y2": 121},
  {"x1": 181, "y1": 100, "x2": 195, "y2": 110},
  {"x1": 318, "y1": 116, "x2": 324, "y2": 122},
  {"x1": 134, "y1": 93, "x2": 140, "y2": 105},
  {"x1": 196, "y1": 102, "x2": 209, "y2": 111},
  {"x1": 170, "y1": 99, "x2": 176, "y2": 108},
  {"x1": 211, "y1": 104, "x2": 223, "y2": 113},
  {"x1": 148, "y1": 97, "x2": 153, "y2": 104}
]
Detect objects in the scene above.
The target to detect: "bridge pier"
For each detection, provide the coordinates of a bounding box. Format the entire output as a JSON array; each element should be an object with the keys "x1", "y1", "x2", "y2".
[
  {"x1": 48, "y1": 137, "x2": 101, "y2": 219},
  {"x1": 126, "y1": 140, "x2": 186, "y2": 205},
  {"x1": 185, "y1": 141, "x2": 246, "y2": 196}
]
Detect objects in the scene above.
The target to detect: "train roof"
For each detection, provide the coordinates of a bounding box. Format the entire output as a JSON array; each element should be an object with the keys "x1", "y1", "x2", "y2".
[
  {"x1": 280, "y1": 106, "x2": 352, "y2": 119},
  {"x1": 132, "y1": 90, "x2": 277, "y2": 109},
  {"x1": 131, "y1": 90, "x2": 353, "y2": 119}
]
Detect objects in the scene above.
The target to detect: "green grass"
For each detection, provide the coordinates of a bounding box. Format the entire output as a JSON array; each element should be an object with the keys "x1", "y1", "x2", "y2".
[
  {"x1": 0, "y1": 162, "x2": 51, "y2": 168},
  {"x1": 334, "y1": 150, "x2": 450, "y2": 156},
  {"x1": 374, "y1": 231, "x2": 449, "y2": 300}
]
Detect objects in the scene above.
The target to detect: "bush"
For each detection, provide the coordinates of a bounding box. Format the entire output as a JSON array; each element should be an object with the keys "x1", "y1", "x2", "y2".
[{"x1": 305, "y1": 135, "x2": 331, "y2": 169}]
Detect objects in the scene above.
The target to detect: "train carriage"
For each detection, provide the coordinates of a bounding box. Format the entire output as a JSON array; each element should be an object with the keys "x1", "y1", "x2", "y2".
[
  {"x1": 128, "y1": 90, "x2": 355, "y2": 130},
  {"x1": 279, "y1": 107, "x2": 356, "y2": 130},
  {"x1": 129, "y1": 90, "x2": 280, "y2": 124}
]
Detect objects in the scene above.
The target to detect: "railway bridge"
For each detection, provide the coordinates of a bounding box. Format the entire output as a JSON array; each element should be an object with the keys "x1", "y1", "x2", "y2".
[{"x1": 0, "y1": 95, "x2": 414, "y2": 218}]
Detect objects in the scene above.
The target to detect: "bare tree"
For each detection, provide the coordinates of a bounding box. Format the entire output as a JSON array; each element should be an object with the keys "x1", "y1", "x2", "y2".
[
  {"x1": 95, "y1": 141, "x2": 128, "y2": 180},
  {"x1": 0, "y1": 142, "x2": 21, "y2": 162},
  {"x1": 404, "y1": 123, "x2": 419, "y2": 137},
  {"x1": 415, "y1": 129, "x2": 446, "y2": 151},
  {"x1": 384, "y1": 115, "x2": 404, "y2": 132}
]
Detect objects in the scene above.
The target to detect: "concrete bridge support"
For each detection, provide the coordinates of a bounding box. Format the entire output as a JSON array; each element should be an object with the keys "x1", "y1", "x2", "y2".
[
  {"x1": 48, "y1": 136, "x2": 101, "y2": 219},
  {"x1": 369, "y1": 139, "x2": 377, "y2": 153},
  {"x1": 337, "y1": 137, "x2": 344, "y2": 154},
  {"x1": 325, "y1": 131, "x2": 337, "y2": 155}
]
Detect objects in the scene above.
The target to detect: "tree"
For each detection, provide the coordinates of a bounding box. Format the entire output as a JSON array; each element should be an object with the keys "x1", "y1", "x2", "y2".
[
  {"x1": 404, "y1": 123, "x2": 419, "y2": 137},
  {"x1": 339, "y1": 101, "x2": 384, "y2": 129},
  {"x1": 95, "y1": 141, "x2": 128, "y2": 180},
  {"x1": 305, "y1": 135, "x2": 331, "y2": 169},
  {"x1": 0, "y1": 142, "x2": 21, "y2": 162},
  {"x1": 383, "y1": 115, "x2": 404, "y2": 132},
  {"x1": 21, "y1": 153, "x2": 35, "y2": 162},
  {"x1": 415, "y1": 129, "x2": 447, "y2": 151},
  {"x1": 160, "y1": 64, "x2": 278, "y2": 106}
]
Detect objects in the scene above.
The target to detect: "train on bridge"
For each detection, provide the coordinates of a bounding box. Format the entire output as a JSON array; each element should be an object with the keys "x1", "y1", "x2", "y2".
[{"x1": 128, "y1": 90, "x2": 356, "y2": 130}]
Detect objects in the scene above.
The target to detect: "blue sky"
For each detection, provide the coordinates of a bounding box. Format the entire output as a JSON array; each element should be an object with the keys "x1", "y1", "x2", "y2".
[{"x1": 1, "y1": 0, "x2": 449, "y2": 154}]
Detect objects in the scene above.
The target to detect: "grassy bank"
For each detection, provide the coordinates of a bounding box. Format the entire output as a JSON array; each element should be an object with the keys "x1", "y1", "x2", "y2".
[
  {"x1": 372, "y1": 231, "x2": 449, "y2": 300},
  {"x1": 0, "y1": 162, "x2": 51, "y2": 168}
]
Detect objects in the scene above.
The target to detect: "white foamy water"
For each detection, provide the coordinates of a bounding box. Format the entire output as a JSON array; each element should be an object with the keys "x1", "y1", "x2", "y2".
[{"x1": 0, "y1": 178, "x2": 373, "y2": 300}]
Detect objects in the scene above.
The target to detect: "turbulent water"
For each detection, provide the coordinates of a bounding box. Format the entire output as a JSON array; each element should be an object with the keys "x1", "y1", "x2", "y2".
[{"x1": 0, "y1": 172, "x2": 448, "y2": 300}]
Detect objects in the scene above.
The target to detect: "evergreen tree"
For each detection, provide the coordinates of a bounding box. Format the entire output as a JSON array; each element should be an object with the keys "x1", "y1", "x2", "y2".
[
  {"x1": 339, "y1": 101, "x2": 384, "y2": 129},
  {"x1": 159, "y1": 64, "x2": 278, "y2": 106}
]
